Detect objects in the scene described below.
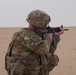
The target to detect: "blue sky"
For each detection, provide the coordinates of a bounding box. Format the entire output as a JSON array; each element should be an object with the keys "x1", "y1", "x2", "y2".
[{"x1": 0, "y1": 0, "x2": 76, "y2": 27}]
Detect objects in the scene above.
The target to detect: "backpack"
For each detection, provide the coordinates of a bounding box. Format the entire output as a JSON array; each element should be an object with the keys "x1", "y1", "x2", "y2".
[{"x1": 5, "y1": 32, "x2": 19, "y2": 71}]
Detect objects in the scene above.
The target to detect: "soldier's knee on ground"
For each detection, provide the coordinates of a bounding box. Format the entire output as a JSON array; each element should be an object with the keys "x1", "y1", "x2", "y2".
[
  {"x1": 47, "y1": 54, "x2": 59, "y2": 71},
  {"x1": 50, "y1": 54, "x2": 59, "y2": 66}
]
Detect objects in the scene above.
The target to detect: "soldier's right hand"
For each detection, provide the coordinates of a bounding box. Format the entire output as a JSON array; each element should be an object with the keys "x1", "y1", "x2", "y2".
[{"x1": 46, "y1": 33, "x2": 53, "y2": 42}]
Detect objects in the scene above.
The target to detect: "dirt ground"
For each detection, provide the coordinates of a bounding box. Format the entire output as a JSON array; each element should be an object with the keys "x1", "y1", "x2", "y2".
[{"x1": 0, "y1": 27, "x2": 76, "y2": 75}]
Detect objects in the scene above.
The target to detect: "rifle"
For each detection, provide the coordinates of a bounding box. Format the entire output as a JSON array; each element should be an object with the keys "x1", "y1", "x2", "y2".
[{"x1": 36, "y1": 25, "x2": 68, "y2": 39}]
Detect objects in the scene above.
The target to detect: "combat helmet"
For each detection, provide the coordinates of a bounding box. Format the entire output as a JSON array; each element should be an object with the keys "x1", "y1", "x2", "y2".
[{"x1": 26, "y1": 10, "x2": 51, "y2": 28}]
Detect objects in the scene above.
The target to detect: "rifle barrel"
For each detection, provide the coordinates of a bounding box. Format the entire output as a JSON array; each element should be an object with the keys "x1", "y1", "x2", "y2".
[{"x1": 64, "y1": 29, "x2": 68, "y2": 31}]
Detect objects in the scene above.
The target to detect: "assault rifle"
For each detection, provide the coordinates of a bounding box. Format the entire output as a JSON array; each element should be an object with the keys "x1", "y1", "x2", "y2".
[{"x1": 36, "y1": 25, "x2": 68, "y2": 39}]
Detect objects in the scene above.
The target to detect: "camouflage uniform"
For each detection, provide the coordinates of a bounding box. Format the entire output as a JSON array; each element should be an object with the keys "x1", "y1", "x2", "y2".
[{"x1": 5, "y1": 10, "x2": 59, "y2": 75}]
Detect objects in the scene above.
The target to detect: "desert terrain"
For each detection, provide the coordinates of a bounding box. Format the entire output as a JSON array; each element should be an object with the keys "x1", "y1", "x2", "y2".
[{"x1": 0, "y1": 27, "x2": 76, "y2": 75}]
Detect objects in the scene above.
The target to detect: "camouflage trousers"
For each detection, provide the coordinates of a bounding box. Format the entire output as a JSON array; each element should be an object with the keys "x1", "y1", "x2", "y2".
[{"x1": 5, "y1": 54, "x2": 59, "y2": 75}]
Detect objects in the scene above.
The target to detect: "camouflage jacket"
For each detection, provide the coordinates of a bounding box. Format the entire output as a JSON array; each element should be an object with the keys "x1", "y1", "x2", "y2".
[{"x1": 11, "y1": 28, "x2": 53, "y2": 56}]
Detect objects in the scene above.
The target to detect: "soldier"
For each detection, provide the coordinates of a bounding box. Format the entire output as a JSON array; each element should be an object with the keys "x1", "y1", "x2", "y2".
[{"x1": 5, "y1": 10, "x2": 64, "y2": 75}]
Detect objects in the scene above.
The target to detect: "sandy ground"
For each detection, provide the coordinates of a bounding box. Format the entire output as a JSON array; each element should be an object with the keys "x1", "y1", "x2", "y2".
[{"x1": 0, "y1": 27, "x2": 76, "y2": 75}]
